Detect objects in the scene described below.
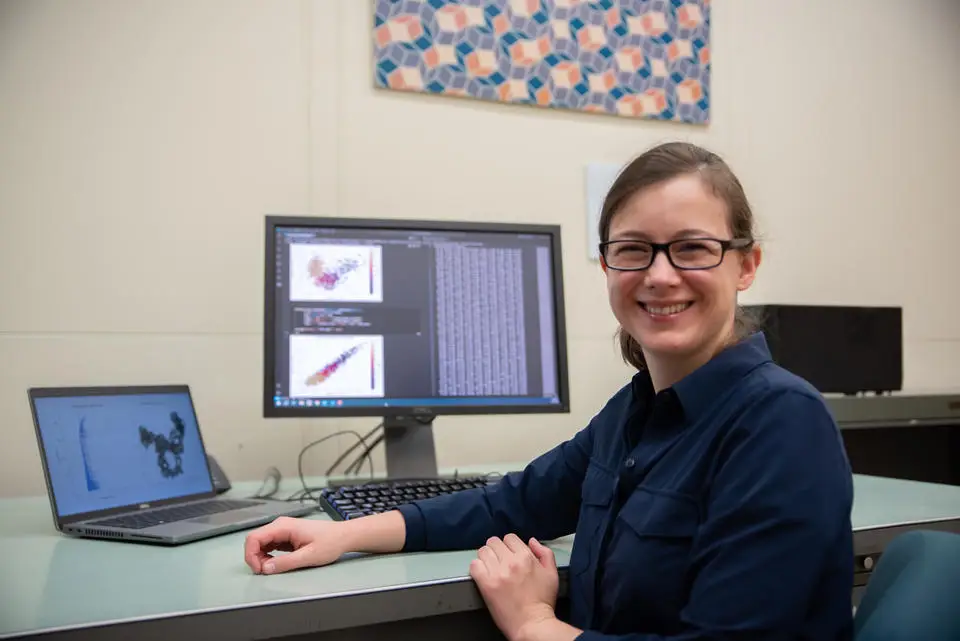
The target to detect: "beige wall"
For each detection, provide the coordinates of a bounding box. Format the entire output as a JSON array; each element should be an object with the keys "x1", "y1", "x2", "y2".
[{"x1": 1, "y1": 0, "x2": 958, "y2": 498}]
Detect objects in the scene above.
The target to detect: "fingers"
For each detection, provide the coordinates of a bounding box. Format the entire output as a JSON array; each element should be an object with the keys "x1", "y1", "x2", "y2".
[
  {"x1": 262, "y1": 545, "x2": 314, "y2": 574},
  {"x1": 246, "y1": 549, "x2": 270, "y2": 574},
  {"x1": 478, "y1": 543, "x2": 499, "y2": 567},
  {"x1": 469, "y1": 557, "x2": 488, "y2": 582},
  {"x1": 475, "y1": 535, "x2": 542, "y2": 579},
  {"x1": 244, "y1": 529, "x2": 272, "y2": 573},
  {"x1": 502, "y1": 533, "x2": 528, "y2": 554},
  {"x1": 484, "y1": 536, "x2": 510, "y2": 561},
  {"x1": 529, "y1": 538, "x2": 556, "y2": 569},
  {"x1": 244, "y1": 519, "x2": 296, "y2": 574}
]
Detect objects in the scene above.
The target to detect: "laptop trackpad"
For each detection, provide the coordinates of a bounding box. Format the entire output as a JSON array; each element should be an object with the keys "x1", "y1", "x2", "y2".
[{"x1": 190, "y1": 510, "x2": 261, "y2": 526}]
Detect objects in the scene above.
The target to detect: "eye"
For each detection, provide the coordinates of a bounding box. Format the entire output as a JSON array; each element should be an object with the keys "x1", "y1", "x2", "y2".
[
  {"x1": 673, "y1": 240, "x2": 717, "y2": 255},
  {"x1": 612, "y1": 242, "x2": 651, "y2": 256}
]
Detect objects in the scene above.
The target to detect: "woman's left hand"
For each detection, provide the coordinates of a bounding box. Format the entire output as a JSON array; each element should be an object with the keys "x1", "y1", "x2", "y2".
[{"x1": 469, "y1": 533, "x2": 560, "y2": 641}]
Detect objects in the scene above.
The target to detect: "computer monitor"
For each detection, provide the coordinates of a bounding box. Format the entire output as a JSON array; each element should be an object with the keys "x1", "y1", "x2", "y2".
[{"x1": 263, "y1": 215, "x2": 570, "y2": 479}]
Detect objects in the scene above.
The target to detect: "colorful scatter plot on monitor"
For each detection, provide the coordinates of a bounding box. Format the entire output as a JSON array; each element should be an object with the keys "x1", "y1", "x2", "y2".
[
  {"x1": 306, "y1": 344, "x2": 363, "y2": 386},
  {"x1": 308, "y1": 255, "x2": 361, "y2": 291}
]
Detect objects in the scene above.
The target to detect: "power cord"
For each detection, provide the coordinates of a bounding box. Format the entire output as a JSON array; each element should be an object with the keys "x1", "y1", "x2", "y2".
[
  {"x1": 341, "y1": 415, "x2": 434, "y2": 476},
  {"x1": 324, "y1": 423, "x2": 383, "y2": 477},
  {"x1": 343, "y1": 432, "x2": 385, "y2": 475},
  {"x1": 250, "y1": 466, "x2": 282, "y2": 499},
  {"x1": 292, "y1": 429, "x2": 376, "y2": 503}
]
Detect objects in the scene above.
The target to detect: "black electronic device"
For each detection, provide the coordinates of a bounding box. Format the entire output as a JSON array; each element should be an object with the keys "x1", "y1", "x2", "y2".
[
  {"x1": 318, "y1": 475, "x2": 500, "y2": 520},
  {"x1": 263, "y1": 215, "x2": 570, "y2": 480},
  {"x1": 827, "y1": 392, "x2": 960, "y2": 486},
  {"x1": 745, "y1": 304, "x2": 902, "y2": 395},
  {"x1": 206, "y1": 454, "x2": 231, "y2": 494}
]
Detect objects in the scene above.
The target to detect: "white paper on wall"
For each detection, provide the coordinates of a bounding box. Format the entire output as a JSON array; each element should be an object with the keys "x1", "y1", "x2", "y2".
[{"x1": 585, "y1": 162, "x2": 623, "y2": 260}]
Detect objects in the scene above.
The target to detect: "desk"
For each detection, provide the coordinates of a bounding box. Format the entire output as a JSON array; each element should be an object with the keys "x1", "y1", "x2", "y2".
[{"x1": 2, "y1": 474, "x2": 959, "y2": 641}]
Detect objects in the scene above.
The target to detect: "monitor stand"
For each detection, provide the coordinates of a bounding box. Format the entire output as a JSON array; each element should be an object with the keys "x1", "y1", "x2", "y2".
[{"x1": 382, "y1": 415, "x2": 439, "y2": 480}]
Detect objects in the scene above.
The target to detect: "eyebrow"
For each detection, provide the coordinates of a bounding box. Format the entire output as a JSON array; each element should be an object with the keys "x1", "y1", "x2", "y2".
[{"x1": 609, "y1": 228, "x2": 716, "y2": 241}]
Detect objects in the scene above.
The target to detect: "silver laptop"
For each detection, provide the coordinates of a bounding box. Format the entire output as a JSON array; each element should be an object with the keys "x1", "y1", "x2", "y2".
[{"x1": 28, "y1": 384, "x2": 313, "y2": 544}]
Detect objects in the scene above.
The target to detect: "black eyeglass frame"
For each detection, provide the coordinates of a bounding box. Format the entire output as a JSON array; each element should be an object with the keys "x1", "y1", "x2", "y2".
[{"x1": 598, "y1": 237, "x2": 754, "y2": 271}]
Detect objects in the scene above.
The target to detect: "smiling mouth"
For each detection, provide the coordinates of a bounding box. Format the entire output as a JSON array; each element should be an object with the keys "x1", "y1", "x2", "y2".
[{"x1": 639, "y1": 302, "x2": 693, "y2": 316}]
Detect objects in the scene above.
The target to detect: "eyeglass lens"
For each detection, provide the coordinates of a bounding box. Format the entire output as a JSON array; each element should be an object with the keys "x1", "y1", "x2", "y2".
[{"x1": 603, "y1": 239, "x2": 725, "y2": 269}]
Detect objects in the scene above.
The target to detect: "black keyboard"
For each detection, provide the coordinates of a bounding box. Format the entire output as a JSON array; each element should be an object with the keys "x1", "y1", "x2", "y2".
[
  {"x1": 89, "y1": 499, "x2": 264, "y2": 530},
  {"x1": 318, "y1": 476, "x2": 498, "y2": 520}
]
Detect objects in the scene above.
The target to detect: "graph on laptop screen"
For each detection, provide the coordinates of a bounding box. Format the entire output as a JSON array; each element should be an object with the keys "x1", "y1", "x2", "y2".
[
  {"x1": 32, "y1": 391, "x2": 213, "y2": 517},
  {"x1": 263, "y1": 216, "x2": 570, "y2": 479}
]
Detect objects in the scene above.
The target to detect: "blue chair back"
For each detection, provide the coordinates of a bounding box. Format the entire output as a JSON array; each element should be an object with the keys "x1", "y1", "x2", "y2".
[{"x1": 854, "y1": 529, "x2": 960, "y2": 641}]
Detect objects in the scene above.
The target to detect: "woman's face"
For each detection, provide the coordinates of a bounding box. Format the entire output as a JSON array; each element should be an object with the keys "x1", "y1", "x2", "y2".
[{"x1": 603, "y1": 174, "x2": 760, "y2": 370}]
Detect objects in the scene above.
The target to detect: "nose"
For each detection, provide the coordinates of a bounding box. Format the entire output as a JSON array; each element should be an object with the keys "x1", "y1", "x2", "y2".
[{"x1": 644, "y1": 250, "x2": 682, "y2": 288}]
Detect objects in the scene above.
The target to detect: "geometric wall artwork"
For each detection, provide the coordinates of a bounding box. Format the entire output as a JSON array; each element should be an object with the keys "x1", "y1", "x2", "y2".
[{"x1": 373, "y1": 0, "x2": 710, "y2": 125}]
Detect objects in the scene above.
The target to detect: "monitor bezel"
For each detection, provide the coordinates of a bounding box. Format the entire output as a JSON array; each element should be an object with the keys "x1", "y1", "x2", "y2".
[{"x1": 263, "y1": 214, "x2": 570, "y2": 419}]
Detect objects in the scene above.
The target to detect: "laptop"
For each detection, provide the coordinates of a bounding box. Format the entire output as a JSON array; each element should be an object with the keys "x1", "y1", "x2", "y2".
[{"x1": 28, "y1": 384, "x2": 314, "y2": 544}]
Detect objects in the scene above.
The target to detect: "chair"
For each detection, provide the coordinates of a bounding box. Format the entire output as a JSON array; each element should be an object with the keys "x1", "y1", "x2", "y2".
[{"x1": 854, "y1": 529, "x2": 960, "y2": 641}]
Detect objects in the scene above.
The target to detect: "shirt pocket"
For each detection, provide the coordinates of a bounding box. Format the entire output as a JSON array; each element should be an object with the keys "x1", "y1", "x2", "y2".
[
  {"x1": 610, "y1": 488, "x2": 700, "y2": 615},
  {"x1": 569, "y1": 463, "x2": 616, "y2": 577},
  {"x1": 619, "y1": 488, "x2": 700, "y2": 539}
]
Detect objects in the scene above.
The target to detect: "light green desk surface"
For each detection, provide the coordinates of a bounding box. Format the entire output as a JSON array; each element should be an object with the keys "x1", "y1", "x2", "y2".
[
  {"x1": 850, "y1": 475, "x2": 960, "y2": 531},
  {"x1": 1, "y1": 473, "x2": 958, "y2": 641}
]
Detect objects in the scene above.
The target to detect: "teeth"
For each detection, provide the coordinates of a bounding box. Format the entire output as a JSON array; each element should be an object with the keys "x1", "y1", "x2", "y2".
[{"x1": 645, "y1": 303, "x2": 690, "y2": 316}]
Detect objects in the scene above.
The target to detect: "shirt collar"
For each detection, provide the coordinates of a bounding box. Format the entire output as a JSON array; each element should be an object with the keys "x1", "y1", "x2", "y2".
[
  {"x1": 630, "y1": 332, "x2": 773, "y2": 423},
  {"x1": 673, "y1": 331, "x2": 773, "y2": 421}
]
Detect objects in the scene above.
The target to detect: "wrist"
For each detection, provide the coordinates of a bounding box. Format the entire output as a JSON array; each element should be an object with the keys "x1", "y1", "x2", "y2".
[
  {"x1": 338, "y1": 510, "x2": 406, "y2": 554},
  {"x1": 514, "y1": 607, "x2": 558, "y2": 641},
  {"x1": 515, "y1": 613, "x2": 581, "y2": 641},
  {"x1": 337, "y1": 518, "x2": 365, "y2": 555}
]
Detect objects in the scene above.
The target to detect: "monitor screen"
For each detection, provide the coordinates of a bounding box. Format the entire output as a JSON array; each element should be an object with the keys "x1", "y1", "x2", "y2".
[{"x1": 263, "y1": 216, "x2": 569, "y2": 418}]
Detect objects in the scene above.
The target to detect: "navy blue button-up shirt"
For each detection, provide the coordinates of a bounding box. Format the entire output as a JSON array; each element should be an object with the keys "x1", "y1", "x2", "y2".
[{"x1": 398, "y1": 333, "x2": 854, "y2": 640}]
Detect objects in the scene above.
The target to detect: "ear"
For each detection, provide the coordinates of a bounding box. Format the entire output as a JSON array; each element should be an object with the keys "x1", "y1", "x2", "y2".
[
  {"x1": 599, "y1": 256, "x2": 608, "y2": 274},
  {"x1": 736, "y1": 245, "x2": 761, "y2": 291}
]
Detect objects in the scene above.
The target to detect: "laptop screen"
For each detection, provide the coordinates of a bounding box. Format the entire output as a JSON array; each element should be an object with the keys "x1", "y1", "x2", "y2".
[{"x1": 32, "y1": 390, "x2": 214, "y2": 518}]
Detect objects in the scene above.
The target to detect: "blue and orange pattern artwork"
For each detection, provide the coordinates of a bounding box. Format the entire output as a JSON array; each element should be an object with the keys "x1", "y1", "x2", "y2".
[{"x1": 373, "y1": 0, "x2": 710, "y2": 125}]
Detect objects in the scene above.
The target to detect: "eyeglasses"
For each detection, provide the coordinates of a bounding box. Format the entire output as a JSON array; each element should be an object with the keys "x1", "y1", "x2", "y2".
[{"x1": 599, "y1": 237, "x2": 753, "y2": 271}]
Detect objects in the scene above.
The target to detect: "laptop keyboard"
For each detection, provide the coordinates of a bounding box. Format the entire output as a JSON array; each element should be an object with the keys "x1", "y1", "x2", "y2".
[{"x1": 89, "y1": 499, "x2": 264, "y2": 530}]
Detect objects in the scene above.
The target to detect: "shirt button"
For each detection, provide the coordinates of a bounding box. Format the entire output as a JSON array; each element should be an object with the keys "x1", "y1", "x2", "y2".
[{"x1": 624, "y1": 458, "x2": 636, "y2": 469}]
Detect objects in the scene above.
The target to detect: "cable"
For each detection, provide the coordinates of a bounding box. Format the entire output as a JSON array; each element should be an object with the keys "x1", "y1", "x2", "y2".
[
  {"x1": 285, "y1": 485, "x2": 327, "y2": 504},
  {"x1": 296, "y1": 430, "x2": 375, "y2": 502},
  {"x1": 324, "y1": 423, "x2": 383, "y2": 477},
  {"x1": 250, "y1": 466, "x2": 282, "y2": 499},
  {"x1": 344, "y1": 433, "x2": 385, "y2": 476},
  {"x1": 342, "y1": 415, "x2": 435, "y2": 476}
]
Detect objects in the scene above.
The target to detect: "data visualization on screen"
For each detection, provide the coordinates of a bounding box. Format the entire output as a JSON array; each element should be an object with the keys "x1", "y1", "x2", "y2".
[
  {"x1": 288, "y1": 334, "x2": 385, "y2": 399},
  {"x1": 264, "y1": 217, "x2": 569, "y2": 417},
  {"x1": 32, "y1": 391, "x2": 212, "y2": 518},
  {"x1": 288, "y1": 243, "x2": 384, "y2": 303}
]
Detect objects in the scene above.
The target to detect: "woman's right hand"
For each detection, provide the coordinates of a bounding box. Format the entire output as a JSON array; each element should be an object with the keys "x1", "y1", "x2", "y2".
[{"x1": 244, "y1": 516, "x2": 346, "y2": 574}]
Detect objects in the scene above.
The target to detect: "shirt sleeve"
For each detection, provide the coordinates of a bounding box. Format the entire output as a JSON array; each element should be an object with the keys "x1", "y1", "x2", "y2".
[
  {"x1": 397, "y1": 416, "x2": 596, "y2": 552},
  {"x1": 574, "y1": 389, "x2": 855, "y2": 641}
]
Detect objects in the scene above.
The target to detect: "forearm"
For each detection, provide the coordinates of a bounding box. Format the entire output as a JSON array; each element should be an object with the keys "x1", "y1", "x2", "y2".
[
  {"x1": 339, "y1": 510, "x2": 406, "y2": 554},
  {"x1": 342, "y1": 494, "x2": 546, "y2": 557},
  {"x1": 404, "y1": 443, "x2": 593, "y2": 552},
  {"x1": 399, "y1": 472, "x2": 583, "y2": 553}
]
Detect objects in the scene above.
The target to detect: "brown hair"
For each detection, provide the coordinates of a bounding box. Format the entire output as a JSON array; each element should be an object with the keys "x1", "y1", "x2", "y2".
[{"x1": 598, "y1": 141, "x2": 759, "y2": 370}]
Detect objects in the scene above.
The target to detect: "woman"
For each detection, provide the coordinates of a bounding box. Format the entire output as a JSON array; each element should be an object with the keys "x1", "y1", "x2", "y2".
[{"x1": 244, "y1": 142, "x2": 855, "y2": 641}]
